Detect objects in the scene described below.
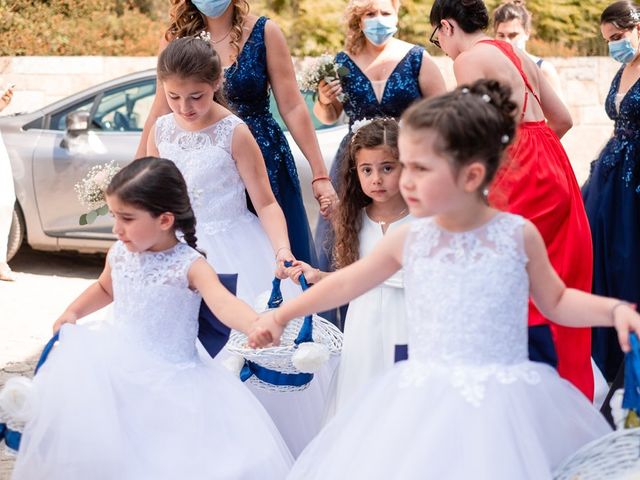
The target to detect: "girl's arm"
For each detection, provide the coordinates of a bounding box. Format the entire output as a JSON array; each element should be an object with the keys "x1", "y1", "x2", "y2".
[
  {"x1": 232, "y1": 124, "x2": 293, "y2": 267},
  {"x1": 135, "y1": 36, "x2": 171, "y2": 159},
  {"x1": 188, "y1": 258, "x2": 256, "y2": 334},
  {"x1": 526, "y1": 221, "x2": 640, "y2": 351},
  {"x1": 536, "y1": 65, "x2": 572, "y2": 138},
  {"x1": 263, "y1": 20, "x2": 338, "y2": 210},
  {"x1": 249, "y1": 224, "x2": 409, "y2": 347},
  {"x1": 418, "y1": 52, "x2": 447, "y2": 98},
  {"x1": 52, "y1": 259, "x2": 114, "y2": 333},
  {"x1": 146, "y1": 123, "x2": 160, "y2": 156}
]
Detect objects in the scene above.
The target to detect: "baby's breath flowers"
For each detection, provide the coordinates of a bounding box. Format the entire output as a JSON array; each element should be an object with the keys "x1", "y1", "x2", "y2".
[
  {"x1": 298, "y1": 54, "x2": 349, "y2": 102},
  {"x1": 74, "y1": 161, "x2": 120, "y2": 225}
]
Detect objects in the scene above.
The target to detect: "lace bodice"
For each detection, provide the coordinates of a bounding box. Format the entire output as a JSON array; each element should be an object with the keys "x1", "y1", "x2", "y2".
[
  {"x1": 403, "y1": 213, "x2": 529, "y2": 366},
  {"x1": 156, "y1": 113, "x2": 255, "y2": 235},
  {"x1": 109, "y1": 241, "x2": 202, "y2": 363}
]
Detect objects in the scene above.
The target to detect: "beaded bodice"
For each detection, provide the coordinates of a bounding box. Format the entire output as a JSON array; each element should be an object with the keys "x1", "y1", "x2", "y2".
[
  {"x1": 336, "y1": 46, "x2": 424, "y2": 128},
  {"x1": 109, "y1": 241, "x2": 202, "y2": 363},
  {"x1": 403, "y1": 214, "x2": 529, "y2": 366},
  {"x1": 156, "y1": 113, "x2": 255, "y2": 235}
]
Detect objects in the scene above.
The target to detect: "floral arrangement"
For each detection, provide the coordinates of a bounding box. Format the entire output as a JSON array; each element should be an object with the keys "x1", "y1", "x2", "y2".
[
  {"x1": 298, "y1": 54, "x2": 349, "y2": 102},
  {"x1": 74, "y1": 160, "x2": 120, "y2": 225}
]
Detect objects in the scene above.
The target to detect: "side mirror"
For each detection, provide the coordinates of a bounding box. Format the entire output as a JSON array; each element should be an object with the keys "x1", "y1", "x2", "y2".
[{"x1": 65, "y1": 110, "x2": 90, "y2": 136}]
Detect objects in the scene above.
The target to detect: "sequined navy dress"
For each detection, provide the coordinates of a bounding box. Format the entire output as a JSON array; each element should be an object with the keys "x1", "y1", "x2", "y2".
[
  {"x1": 583, "y1": 67, "x2": 640, "y2": 381},
  {"x1": 224, "y1": 16, "x2": 316, "y2": 265},
  {"x1": 315, "y1": 46, "x2": 425, "y2": 273}
]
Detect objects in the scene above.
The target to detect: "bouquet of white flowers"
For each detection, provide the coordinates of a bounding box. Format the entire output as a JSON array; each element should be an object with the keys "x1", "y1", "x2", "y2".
[
  {"x1": 298, "y1": 54, "x2": 349, "y2": 102},
  {"x1": 74, "y1": 160, "x2": 120, "y2": 225}
]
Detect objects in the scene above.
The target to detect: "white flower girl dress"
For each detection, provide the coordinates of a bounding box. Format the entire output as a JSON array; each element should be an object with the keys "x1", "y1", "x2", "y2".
[
  {"x1": 12, "y1": 242, "x2": 292, "y2": 480},
  {"x1": 288, "y1": 213, "x2": 611, "y2": 479}
]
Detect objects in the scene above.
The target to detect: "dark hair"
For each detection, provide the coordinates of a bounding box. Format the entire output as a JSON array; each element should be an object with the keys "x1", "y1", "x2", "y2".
[
  {"x1": 333, "y1": 117, "x2": 399, "y2": 269},
  {"x1": 429, "y1": 0, "x2": 489, "y2": 32},
  {"x1": 401, "y1": 79, "x2": 517, "y2": 191},
  {"x1": 157, "y1": 36, "x2": 227, "y2": 107},
  {"x1": 493, "y1": 1, "x2": 532, "y2": 32},
  {"x1": 601, "y1": 1, "x2": 640, "y2": 29},
  {"x1": 106, "y1": 157, "x2": 201, "y2": 253}
]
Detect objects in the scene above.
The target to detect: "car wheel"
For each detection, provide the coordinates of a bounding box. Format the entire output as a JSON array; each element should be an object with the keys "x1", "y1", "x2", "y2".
[{"x1": 6, "y1": 203, "x2": 24, "y2": 262}]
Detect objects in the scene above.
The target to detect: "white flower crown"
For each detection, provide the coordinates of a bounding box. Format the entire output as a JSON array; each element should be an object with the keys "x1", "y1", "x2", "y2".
[{"x1": 351, "y1": 118, "x2": 373, "y2": 134}]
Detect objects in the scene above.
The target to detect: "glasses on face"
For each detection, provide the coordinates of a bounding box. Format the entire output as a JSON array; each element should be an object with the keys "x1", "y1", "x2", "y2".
[{"x1": 429, "y1": 25, "x2": 441, "y2": 49}]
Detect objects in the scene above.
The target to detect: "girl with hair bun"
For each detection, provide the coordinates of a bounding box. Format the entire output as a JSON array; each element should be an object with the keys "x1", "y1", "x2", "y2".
[
  {"x1": 428, "y1": 0, "x2": 596, "y2": 401},
  {"x1": 248, "y1": 80, "x2": 634, "y2": 479},
  {"x1": 11, "y1": 157, "x2": 293, "y2": 479}
]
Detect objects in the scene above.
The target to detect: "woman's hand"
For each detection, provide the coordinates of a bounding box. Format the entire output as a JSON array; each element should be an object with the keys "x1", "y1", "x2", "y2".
[
  {"x1": 313, "y1": 182, "x2": 338, "y2": 217},
  {"x1": 52, "y1": 311, "x2": 78, "y2": 334},
  {"x1": 248, "y1": 310, "x2": 286, "y2": 348},
  {"x1": 613, "y1": 303, "x2": 640, "y2": 353},
  {"x1": 317, "y1": 79, "x2": 343, "y2": 106},
  {"x1": 275, "y1": 247, "x2": 295, "y2": 279}
]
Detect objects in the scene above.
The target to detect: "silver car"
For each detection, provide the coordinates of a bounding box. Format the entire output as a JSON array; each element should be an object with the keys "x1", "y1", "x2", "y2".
[{"x1": 3, "y1": 69, "x2": 347, "y2": 261}]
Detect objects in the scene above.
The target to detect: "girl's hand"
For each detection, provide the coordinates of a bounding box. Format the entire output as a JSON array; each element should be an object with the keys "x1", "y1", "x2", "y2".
[
  {"x1": 52, "y1": 312, "x2": 78, "y2": 334},
  {"x1": 275, "y1": 247, "x2": 295, "y2": 279},
  {"x1": 285, "y1": 260, "x2": 322, "y2": 285},
  {"x1": 317, "y1": 79, "x2": 342, "y2": 106},
  {"x1": 313, "y1": 181, "x2": 338, "y2": 218},
  {"x1": 0, "y1": 86, "x2": 13, "y2": 111},
  {"x1": 248, "y1": 310, "x2": 285, "y2": 348},
  {"x1": 613, "y1": 303, "x2": 640, "y2": 352}
]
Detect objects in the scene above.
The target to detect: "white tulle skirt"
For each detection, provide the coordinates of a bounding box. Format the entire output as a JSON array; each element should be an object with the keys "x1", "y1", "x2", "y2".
[
  {"x1": 12, "y1": 322, "x2": 293, "y2": 480},
  {"x1": 288, "y1": 360, "x2": 611, "y2": 479}
]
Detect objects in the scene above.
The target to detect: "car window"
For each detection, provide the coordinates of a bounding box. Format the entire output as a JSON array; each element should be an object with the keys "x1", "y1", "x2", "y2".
[
  {"x1": 93, "y1": 81, "x2": 156, "y2": 132},
  {"x1": 268, "y1": 91, "x2": 343, "y2": 132},
  {"x1": 50, "y1": 98, "x2": 94, "y2": 131}
]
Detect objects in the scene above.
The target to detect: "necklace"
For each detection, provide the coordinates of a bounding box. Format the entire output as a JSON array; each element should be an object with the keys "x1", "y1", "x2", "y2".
[
  {"x1": 211, "y1": 25, "x2": 233, "y2": 45},
  {"x1": 368, "y1": 206, "x2": 408, "y2": 226}
]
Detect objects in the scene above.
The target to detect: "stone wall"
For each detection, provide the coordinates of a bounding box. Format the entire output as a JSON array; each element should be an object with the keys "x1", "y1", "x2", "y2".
[{"x1": 0, "y1": 55, "x2": 622, "y2": 184}]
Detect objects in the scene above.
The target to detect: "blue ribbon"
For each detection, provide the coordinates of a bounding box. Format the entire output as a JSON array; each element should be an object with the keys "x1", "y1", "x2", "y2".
[
  {"x1": 623, "y1": 333, "x2": 640, "y2": 410},
  {"x1": 35, "y1": 332, "x2": 59, "y2": 375},
  {"x1": 267, "y1": 278, "x2": 284, "y2": 309},
  {"x1": 239, "y1": 360, "x2": 313, "y2": 387},
  {"x1": 4, "y1": 428, "x2": 21, "y2": 451},
  {"x1": 0, "y1": 422, "x2": 5, "y2": 441}
]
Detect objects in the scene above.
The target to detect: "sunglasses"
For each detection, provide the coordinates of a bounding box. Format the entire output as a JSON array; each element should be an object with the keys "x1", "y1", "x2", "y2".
[{"x1": 429, "y1": 24, "x2": 441, "y2": 49}]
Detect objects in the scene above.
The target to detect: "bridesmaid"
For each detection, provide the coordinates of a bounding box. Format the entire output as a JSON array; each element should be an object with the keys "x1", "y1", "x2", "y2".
[
  {"x1": 428, "y1": 0, "x2": 595, "y2": 399},
  {"x1": 313, "y1": 0, "x2": 445, "y2": 320},
  {"x1": 137, "y1": 0, "x2": 338, "y2": 266},
  {"x1": 583, "y1": 0, "x2": 640, "y2": 383}
]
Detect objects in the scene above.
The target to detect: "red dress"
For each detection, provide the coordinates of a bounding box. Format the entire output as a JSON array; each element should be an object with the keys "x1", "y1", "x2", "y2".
[{"x1": 480, "y1": 40, "x2": 594, "y2": 399}]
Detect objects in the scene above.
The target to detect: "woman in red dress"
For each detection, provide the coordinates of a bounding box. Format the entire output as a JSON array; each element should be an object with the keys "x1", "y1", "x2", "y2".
[{"x1": 428, "y1": 0, "x2": 594, "y2": 399}]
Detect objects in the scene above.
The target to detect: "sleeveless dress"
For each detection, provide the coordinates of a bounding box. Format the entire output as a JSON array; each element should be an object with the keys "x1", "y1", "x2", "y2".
[
  {"x1": 12, "y1": 242, "x2": 293, "y2": 480},
  {"x1": 314, "y1": 46, "x2": 425, "y2": 273},
  {"x1": 287, "y1": 214, "x2": 610, "y2": 480},
  {"x1": 223, "y1": 16, "x2": 317, "y2": 266},
  {"x1": 155, "y1": 112, "x2": 334, "y2": 459},
  {"x1": 583, "y1": 67, "x2": 640, "y2": 381},
  {"x1": 480, "y1": 40, "x2": 594, "y2": 399},
  {"x1": 324, "y1": 211, "x2": 412, "y2": 420}
]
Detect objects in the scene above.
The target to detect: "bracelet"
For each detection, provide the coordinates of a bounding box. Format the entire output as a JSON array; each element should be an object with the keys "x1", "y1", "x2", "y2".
[
  {"x1": 611, "y1": 300, "x2": 634, "y2": 324},
  {"x1": 311, "y1": 176, "x2": 331, "y2": 186},
  {"x1": 275, "y1": 246, "x2": 291, "y2": 259}
]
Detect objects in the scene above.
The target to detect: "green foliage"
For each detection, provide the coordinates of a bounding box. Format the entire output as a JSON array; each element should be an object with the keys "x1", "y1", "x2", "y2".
[{"x1": 0, "y1": 0, "x2": 612, "y2": 56}]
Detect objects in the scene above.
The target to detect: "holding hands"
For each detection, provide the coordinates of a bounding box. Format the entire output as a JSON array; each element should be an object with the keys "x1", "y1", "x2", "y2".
[
  {"x1": 313, "y1": 183, "x2": 338, "y2": 218},
  {"x1": 249, "y1": 310, "x2": 285, "y2": 348}
]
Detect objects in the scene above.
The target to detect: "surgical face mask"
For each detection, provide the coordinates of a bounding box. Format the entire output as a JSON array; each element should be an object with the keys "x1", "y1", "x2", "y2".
[
  {"x1": 362, "y1": 16, "x2": 398, "y2": 46},
  {"x1": 514, "y1": 35, "x2": 527, "y2": 51},
  {"x1": 609, "y1": 37, "x2": 638, "y2": 64},
  {"x1": 191, "y1": 0, "x2": 232, "y2": 18}
]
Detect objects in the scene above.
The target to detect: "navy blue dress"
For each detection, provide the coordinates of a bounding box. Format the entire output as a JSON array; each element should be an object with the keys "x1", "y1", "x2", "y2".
[
  {"x1": 224, "y1": 16, "x2": 317, "y2": 266},
  {"x1": 583, "y1": 67, "x2": 640, "y2": 381},
  {"x1": 314, "y1": 46, "x2": 425, "y2": 272}
]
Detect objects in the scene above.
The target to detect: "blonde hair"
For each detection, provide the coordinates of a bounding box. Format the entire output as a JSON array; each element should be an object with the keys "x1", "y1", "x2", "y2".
[
  {"x1": 344, "y1": 0, "x2": 401, "y2": 55},
  {"x1": 166, "y1": 0, "x2": 250, "y2": 63}
]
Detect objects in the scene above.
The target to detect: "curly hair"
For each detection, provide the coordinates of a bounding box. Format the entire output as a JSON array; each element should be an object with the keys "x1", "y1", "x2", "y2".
[
  {"x1": 333, "y1": 117, "x2": 399, "y2": 269},
  {"x1": 166, "y1": 0, "x2": 250, "y2": 63},
  {"x1": 344, "y1": 0, "x2": 401, "y2": 55}
]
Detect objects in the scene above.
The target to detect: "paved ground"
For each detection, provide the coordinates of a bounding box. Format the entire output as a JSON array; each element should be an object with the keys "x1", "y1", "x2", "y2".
[{"x1": 0, "y1": 246, "x2": 103, "y2": 479}]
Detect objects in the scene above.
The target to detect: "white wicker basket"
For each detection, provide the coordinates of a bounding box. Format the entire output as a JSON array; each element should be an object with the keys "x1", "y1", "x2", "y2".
[{"x1": 553, "y1": 427, "x2": 640, "y2": 479}]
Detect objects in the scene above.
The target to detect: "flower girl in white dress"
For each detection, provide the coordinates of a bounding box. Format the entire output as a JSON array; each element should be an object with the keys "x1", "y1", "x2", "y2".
[
  {"x1": 250, "y1": 80, "x2": 640, "y2": 479},
  {"x1": 10, "y1": 158, "x2": 292, "y2": 480},
  {"x1": 146, "y1": 37, "x2": 333, "y2": 457},
  {"x1": 286, "y1": 117, "x2": 412, "y2": 419}
]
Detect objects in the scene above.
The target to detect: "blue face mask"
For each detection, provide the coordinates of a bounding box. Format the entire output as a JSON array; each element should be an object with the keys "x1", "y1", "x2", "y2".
[
  {"x1": 609, "y1": 38, "x2": 638, "y2": 64},
  {"x1": 191, "y1": 0, "x2": 231, "y2": 18},
  {"x1": 362, "y1": 16, "x2": 398, "y2": 46}
]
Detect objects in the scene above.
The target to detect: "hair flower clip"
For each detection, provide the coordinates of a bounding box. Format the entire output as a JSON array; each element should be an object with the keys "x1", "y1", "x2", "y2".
[
  {"x1": 461, "y1": 87, "x2": 470, "y2": 94},
  {"x1": 481, "y1": 94, "x2": 492, "y2": 103},
  {"x1": 196, "y1": 31, "x2": 212, "y2": 43},
  {"x1": 631, "y1": 10, "x2": 640, "y2": 22},
  {"x1": 351, "y1": 118, "x2": 373, "y2": 134}
]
